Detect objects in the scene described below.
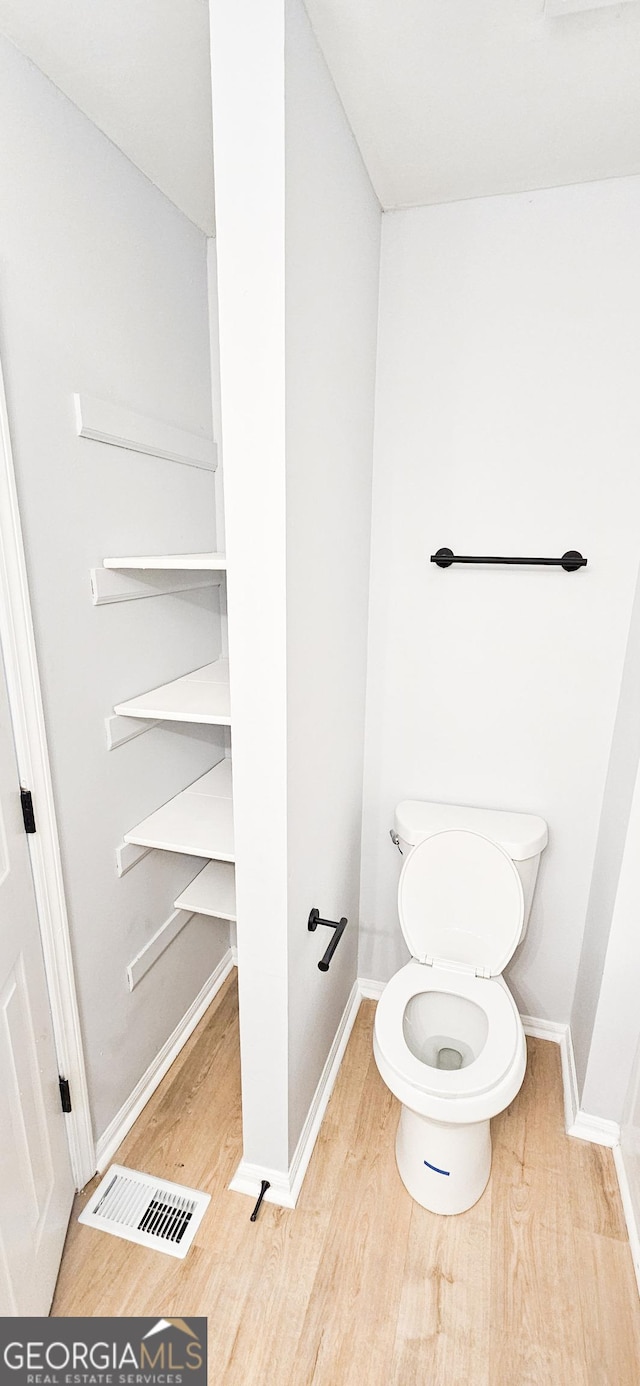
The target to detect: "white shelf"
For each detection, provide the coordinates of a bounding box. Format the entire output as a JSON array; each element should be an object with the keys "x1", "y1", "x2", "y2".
[
  {"x1": 103, "y1": 553, "x2": 226, "y2": 571},
  {"x1": 124, "y1": 759, "x2": 234, "y2": 861},
  {"x1": 174, "y1": 861, "x2": 236, "y2": 921},
  {"x1": 115, "y1": 660, "x2": 230, "y2": 725}
]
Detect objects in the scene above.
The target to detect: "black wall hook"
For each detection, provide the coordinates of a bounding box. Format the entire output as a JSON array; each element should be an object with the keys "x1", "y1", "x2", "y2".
[
  {"x1": 308, "y1": 908, "x2": 348, "y2": 972},
  {"x1": 431, "y1": 547, "x2": 587, "y2": 571}
]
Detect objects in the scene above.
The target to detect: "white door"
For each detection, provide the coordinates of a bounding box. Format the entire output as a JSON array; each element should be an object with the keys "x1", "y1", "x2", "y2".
[{"x1": 0, "y1": 645, "x2": 74, "y2": 1315}]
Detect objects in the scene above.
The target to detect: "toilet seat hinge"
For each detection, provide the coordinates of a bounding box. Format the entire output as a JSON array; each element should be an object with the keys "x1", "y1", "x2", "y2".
[{"x1": 420, "y1": 955, "x2": 492, "y2": 976}]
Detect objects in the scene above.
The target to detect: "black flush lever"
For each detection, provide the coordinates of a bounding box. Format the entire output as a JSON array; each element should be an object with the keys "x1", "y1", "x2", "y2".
[{"x1": 308, "y1": 908, "x2": 348, "y2": 972}]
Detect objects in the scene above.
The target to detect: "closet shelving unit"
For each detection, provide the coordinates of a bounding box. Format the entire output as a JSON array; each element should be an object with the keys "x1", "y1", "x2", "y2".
[
  {"x1": 174, "y1": 860, "x2": 236, "y2": 921},
  {"x1": 124, "y1": 759, "x2": 234, "y2": 859},
  {"x1": 104, "y1": 552, "x2": 236, "y2": 922},
  {"x1": 114, "y1": 659, "x2": 230, "y2": 726}
]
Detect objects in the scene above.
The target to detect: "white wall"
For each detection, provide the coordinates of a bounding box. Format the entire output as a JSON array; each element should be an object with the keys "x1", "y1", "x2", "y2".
[
  {"x1": 360, "y1": 176, "x2": 640, "y2": 1024},
  {"x1": 571, "y1": 564, "x2": 640, "y2": 1092},
  {"x1": 571, "y1": 529, "x2": 640, "y2": 1124},
  {"x1": 0, "y1": 0, "x2": 215, "y2": 233},
  {"x1": 578, "y1": 752, "x2": 640, "y2": 1123},
  {"x1": 207, "y1": 241, "x2": 226, "y2": 563},
  {"x1": 0, "y1": 36, "x2": 228, "y2": 1141},
  {"x1": 285, "y1": 0, "x2": 381, "y2": 1157}
]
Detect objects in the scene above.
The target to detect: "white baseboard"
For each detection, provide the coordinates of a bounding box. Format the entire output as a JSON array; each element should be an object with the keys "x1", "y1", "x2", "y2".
[
  {"x1": 229, "y1": 978, "x2": 363, "y2": 1209},
  {"x1": 520, "y1": 1014, "x2": 567, "y2": 1042},
  {"x1": 228, "y1": 1160, "x2": 296, "y2": 1209},
  {"x1": 567, "y1": 1111, "x2": 620, "y2": 1147},
  {"x1": 521, "y1": 1014, "x2": 579, "y2": 1134},
  {"x1": 95, "y1": 949, "x2": 235, "y2": 1174},
  {"x1": 287, "y1": 979, "x2": 362, "y2": 1204},
  {"x1": 613, "y1": 1144, "x2": 640, "y2": 1300},
  {"x1": 519, "y1": 1014, "x2": 622, "y2": 1147},
  {"x1": 357, "y1": 976, "x2": 385, "y2": 1000}
]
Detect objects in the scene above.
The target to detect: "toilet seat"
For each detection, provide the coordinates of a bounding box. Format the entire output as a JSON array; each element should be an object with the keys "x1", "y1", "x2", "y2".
[
  {"x1": 374, "y1": 827, "x2": 528, "y2": 1127},
  {"x1": 374, "y1": 959, "x2": 521, "y2": 1101}
]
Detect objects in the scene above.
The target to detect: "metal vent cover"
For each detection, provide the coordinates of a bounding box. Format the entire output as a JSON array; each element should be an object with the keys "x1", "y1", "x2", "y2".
[{"x1": 79, "y1": 1164, "x2": 210, "y2": 1259}]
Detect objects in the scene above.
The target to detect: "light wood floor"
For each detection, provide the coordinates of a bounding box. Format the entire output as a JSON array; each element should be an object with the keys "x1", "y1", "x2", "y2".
[{"x1": 53, "y1": 974, "x2": 640, "y2": 1384}]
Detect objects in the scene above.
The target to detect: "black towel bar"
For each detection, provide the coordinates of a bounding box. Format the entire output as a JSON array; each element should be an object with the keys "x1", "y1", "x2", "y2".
[{"x1": 431, "y1": 547, "x2": 587, "y2": 572}]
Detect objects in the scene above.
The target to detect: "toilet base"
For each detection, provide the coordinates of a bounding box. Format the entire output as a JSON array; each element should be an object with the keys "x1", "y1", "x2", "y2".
[{"x1": 395, "y1": 1105, "x2": 492, "y2": 1214}]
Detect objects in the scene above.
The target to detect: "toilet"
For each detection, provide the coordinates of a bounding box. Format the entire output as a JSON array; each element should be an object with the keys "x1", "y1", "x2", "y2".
[{"x1": 373, "y1": 800, "x2": 548, "y2": 1215}]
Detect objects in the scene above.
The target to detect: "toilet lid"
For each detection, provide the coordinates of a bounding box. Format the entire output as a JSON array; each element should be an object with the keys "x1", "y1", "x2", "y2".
[{"x1": 398, "y1": 829, "x2": 525, "y2": 976}]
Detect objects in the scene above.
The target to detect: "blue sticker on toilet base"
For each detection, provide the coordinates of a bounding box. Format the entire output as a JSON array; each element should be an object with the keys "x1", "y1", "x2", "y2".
[{"x1": 424, "y1": 1159, "x2": 450, "y2": 1176}]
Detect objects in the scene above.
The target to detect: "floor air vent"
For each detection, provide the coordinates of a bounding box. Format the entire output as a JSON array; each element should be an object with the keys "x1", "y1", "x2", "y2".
[{"x1": 79, "y1": 1164, "x2": 210, "y2": 1259}]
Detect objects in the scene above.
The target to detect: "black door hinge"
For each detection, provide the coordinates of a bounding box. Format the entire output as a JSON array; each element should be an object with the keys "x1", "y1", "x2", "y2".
[
  {"x1": 21, "y1": 788, "x2": 36, "y2": 834},
  {"x1": 59, "y1": 1076, "x2": 72, "y2": 1114}
]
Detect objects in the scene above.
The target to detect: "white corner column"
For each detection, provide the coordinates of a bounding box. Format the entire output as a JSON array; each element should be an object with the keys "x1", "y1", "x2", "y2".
[{"x1": 209, "y1": 0, "x2": 290, "y2": 1183}]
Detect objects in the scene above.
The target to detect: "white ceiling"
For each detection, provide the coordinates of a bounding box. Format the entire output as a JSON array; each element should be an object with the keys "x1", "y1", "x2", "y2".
[
  {"x1": 303, "y1": 0, "x2": 640, "y2": 209},
  {"x1": 0, "y1": 0, "x2": 215, "y2": 234},
  {"x1": 1, "y1": 1, "x2": 639, "y2": 231}
]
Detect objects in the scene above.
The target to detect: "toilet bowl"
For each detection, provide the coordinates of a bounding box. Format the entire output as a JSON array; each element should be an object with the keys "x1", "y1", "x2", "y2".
[{"x1": 374, "y1": 804, "x2": 547, "y2": 1215}]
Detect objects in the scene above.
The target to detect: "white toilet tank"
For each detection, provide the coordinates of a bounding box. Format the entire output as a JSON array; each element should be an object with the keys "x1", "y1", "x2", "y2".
[{"x1": 393, "y1": 800, "x2": 548, "y2": 943}]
